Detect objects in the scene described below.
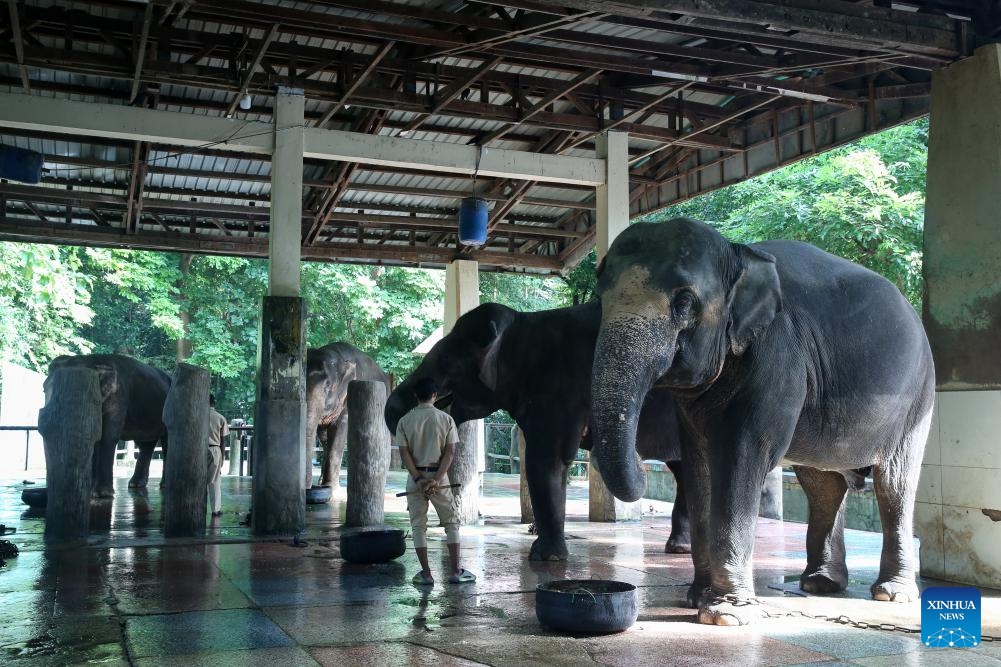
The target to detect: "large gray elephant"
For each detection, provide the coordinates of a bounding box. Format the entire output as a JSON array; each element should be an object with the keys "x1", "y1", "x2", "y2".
[
  {"x1": 589, "y1": 218, "x2": 934, "y2": 626},
  {"x1": 305, "y1": 342, "x2": 390, "y2": 489},
  {"x1": 45, "y1": 354, "x2": 171, "y2": 498},
  {"x1": 384, "y1": 301, "x2": 689, "y2": 561}
]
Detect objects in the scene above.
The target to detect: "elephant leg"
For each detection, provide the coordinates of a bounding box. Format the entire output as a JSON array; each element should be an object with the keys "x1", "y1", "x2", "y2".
[
  {"x1": 525, "y1": 422, "x2": 577, "y2": 562},
  {"x1": 697, "y1": 392, "x2": 802, "y2": 627},
  {"x1": 681, "y1": 429, "x2": 712, "y2": 608},
  {"x1": 129, "y1": 440, "x2": 159, "y2": 489},
  {"x1": 665, "y1": 460, "x2": 691, "y2": 554},
  {"x1": 91, "y1": 433, "x2": 119, "y2": 498},
  {"x1": 794, "y1": 465, "x2": 849, "y2": 594},
  {"x1": 320, "y1": 415, "x2": 347, "y2": 488},
  {"x1": 870, "y1": 414, "x2": 929, "y2": 603}
]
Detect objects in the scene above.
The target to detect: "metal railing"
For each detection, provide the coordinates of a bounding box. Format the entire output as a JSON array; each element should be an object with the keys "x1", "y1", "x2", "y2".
[{"x1": 0, "y1": 425, "x2": 38, "y2": 471}]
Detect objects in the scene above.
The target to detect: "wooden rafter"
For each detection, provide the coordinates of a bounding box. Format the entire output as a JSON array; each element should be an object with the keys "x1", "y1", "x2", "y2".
[
  {"x1": 400, "y1": 55, "x2": 504, "y2": 135},
  {"x1": 224, "y1": 23, "x2": 281, "y2": 117},
  {"x1": 6, "y1": 0, "x2": 29, "y2": 91},
  {"x1": 128, "y1": 1, "x2": 154, "y2": 103},
  {"x1": 315, "y1": 40, "x2": 395, "y2": 129}
]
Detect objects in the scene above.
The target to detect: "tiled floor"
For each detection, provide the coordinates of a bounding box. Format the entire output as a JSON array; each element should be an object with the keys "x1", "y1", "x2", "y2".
[{"x1": 1, "y1": 469, "x2": 999, "y2": 666}]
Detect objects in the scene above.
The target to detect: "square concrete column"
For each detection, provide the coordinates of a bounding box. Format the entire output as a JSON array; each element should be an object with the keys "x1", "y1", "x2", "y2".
[
  {"x1": 590, "y1": 130, "x2": 641, "y2": 523},
  {"x1": 917, "y1": 43, "x2": 1001, "y2": 589},
  {"x1": 445, "y1": 259, "x2": 484, "y2": 523},
  {"x1": 252, "y1": 86, "x2": 307, "y2": 536},
  {"x1": 269, "y1": 87, "x2": 304, "y2": 297}
]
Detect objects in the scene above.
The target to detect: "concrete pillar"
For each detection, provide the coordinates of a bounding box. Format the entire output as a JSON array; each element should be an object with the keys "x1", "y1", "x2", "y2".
[
  {"x1": 917, "y1": 43, "x2": 1001, "y2": 589},
  {"x1": 759, "y1": 466, "x2": 784, "y2": 520},
  {"x1": 38, "y1": 367, "x2": 102, "y2": 546},
  {"x1": 226, "y1": 430, "x2": 241, "y2": 476},
  {"x1": 252, "y1": 296, "x2": 307, "y2": 536},
  {"x1": 162, "y1": 363, "x2": 210, "y2": 538},
  {"x1": 344, "y1": 381, "x2": 391, "y2": 527},
  {"x1": 269, "y1": 87, "x2": 304, "y2": 297},
  {"x1": 444, "y1": 259, "x2": 480, "y2": 334},
  {"x1": 444, "y1": 259, "x2": 484, "y2": 524},
  {"x1": 590, "y1": 130, "x2": 640, "y2": 522}
]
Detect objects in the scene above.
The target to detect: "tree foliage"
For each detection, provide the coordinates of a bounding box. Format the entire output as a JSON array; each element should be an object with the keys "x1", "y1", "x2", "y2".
[{"x1": 647, "y1": 119, "x2": 928, "y2": 307}]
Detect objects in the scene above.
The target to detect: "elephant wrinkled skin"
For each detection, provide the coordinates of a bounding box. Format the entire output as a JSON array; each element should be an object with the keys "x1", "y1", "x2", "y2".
[
  {"x1": 590, "y1": 218, "x2": 934, "y2": 626},
  {"x1": 384, "y1": 301, "x2": 688, "y2": 561}
]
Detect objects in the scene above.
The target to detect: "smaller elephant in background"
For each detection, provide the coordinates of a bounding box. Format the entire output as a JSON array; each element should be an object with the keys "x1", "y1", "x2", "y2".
[
  {"x1": 305, "y1": 342, "x2": 391, "y2": 489},
  {"x1": 45, "y1": 354, "x2": 170, "y2": 498}
]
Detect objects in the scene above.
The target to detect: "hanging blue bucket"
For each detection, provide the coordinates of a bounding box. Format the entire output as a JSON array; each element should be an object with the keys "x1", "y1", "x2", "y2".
[{"x1": 458, "y1": 197, "x2": 489, "y2": 246}]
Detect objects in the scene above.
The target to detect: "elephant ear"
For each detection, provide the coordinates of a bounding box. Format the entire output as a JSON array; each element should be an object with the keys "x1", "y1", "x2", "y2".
[
  {"x1": 93, "y1": 363, "x2": 120, "y2": 403},
  {"x1": 726, "y1": 244, "x2": 782, "y2": 355},
  {"x1": 477, "y1": 320, "x2": 506, "y2": 392}
]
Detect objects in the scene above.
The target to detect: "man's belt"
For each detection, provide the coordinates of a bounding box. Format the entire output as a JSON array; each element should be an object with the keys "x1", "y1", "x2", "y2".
[
  {"x1": 416, "y1": 465, "x2": 439, "y2": 472},
  {"x1": 208, "y1": 445, "x2": 222, "y2": 448}
]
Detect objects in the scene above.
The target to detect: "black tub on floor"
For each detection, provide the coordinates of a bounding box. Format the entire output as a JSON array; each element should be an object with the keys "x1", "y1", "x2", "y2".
[
  {"x1": 536, "y1": 579, "x2": 638, "y2": 634},
  {"x1": 339, "y1": 526, "x2": 406, "y2": 564}
]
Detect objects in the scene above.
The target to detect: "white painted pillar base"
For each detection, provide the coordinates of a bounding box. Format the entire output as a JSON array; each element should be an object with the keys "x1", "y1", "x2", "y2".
[
  {"x1": 915, "y1": 391, "x2": 1001, "y2": 588},
  {"x1": 590, "y1": 130, "x2": 641, "y2": 522},
  {"x1": 445, "y1": 259, "x2": 482, "y2": 523}
]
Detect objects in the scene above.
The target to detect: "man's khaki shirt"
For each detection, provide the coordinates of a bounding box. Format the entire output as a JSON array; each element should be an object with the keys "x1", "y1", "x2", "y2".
[{"x1": 396, "y1": 404, "x2": 459, "y2": 467}]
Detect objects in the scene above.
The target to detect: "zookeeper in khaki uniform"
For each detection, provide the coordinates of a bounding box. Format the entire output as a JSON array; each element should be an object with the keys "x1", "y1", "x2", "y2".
[
  {"x1": 206, "y1": 394, "x2": 229, "y2": 517},
  {"x1": 396, "y1": 377, "x2": 476, "y2": 586}
]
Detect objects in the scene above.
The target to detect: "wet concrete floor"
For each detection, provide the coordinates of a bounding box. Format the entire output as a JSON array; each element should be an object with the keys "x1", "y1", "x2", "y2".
[{"x1": 1, "y1": 468, "x2": 999, "y2": 666}]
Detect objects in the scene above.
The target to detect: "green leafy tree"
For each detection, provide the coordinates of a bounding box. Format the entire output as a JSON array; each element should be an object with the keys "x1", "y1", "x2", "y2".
[
  {"x1": 0, "y1": 243, "x2": 94, "y2": 370},
  {"x1": 648, "y1": 119, "x2": 927, "y2": 307}
]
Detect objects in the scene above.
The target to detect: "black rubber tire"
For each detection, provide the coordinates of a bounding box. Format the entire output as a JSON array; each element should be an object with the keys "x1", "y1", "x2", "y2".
[
  {"x1": 21, "y1": 487, "x2": 47, "y2": 509},
  {"x1": 306, "y1": 485, "x2": 332, "y2": 504}
]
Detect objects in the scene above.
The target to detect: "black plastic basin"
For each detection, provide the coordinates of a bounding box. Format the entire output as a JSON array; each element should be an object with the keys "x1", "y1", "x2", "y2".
[
  {"x1": 21, "y1": 487, "x2": 47, "y2": 509},
  {"x1": 306, "y1": 485, "x2": 332, "y2": 504},
  {"x1": 536, "y1": 579, "x2": 638, "y2": 634},
  {"x1": 339, "y1": 526, "x2": 406, "y2": 564}
]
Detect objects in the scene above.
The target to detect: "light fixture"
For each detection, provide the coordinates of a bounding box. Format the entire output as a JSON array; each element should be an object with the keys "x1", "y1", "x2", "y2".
[{"x1": 239, "y1": 93, "x2": 253, "y2": 110}]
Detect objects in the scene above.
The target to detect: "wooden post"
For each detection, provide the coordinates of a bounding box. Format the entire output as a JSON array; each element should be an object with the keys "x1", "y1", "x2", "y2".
[
  {"x1": 509, "y1": 425, "x2": 520, "y2": 475},
  {"x1": 517, "y1": 427, "x2": 534, "y2": 525},
  {"x1": 162, "y1": 362, "x2": 210, "y2": 538},
  {"x1": 38, "y1": 367, "x2": 103, "y2": 546},
  {"x1": 344, "y1": 380, "x2": 390, "y2": 527},
  {"x1": 252, "y1": 296, "x2": 306, "y2": 536},
  {"x1": 450, "y1": 421, "x2": 481, "y2": 525}
]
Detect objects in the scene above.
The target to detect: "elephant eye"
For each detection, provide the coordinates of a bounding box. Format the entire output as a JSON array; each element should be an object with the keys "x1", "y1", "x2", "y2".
[{"x1": 673, "y1": 290, "x2": 696, "y2": 318}]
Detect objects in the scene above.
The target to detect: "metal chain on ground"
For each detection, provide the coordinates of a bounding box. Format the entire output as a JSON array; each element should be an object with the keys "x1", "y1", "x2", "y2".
[{"x1": 709, "y1": 592, "x2": 1001, "y2": 641}]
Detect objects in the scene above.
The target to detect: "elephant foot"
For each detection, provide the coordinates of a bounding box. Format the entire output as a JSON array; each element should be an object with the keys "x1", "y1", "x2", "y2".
[
  {"x1": 529, "y1": 537, "x2": 568, "y2": 562},
  {"x1": 92, "y1": 486, "x2": 115, "y2": 499},
  {"x1": 800, "y1": 568, "x2": 848, "y2": 594},
  {"x1": 127, "y1": 478, "x2": 148, "y2": 490},
  {"x1": 871, "y1": 576, "x2": 918, "y2": 602},
  {"x1": 665, "y1": 536, "x2": 691, "y2": 554},
  {"x1": 698, "y1": 593, "x2": 765, "y2": 626},
  {"x1": 686, "y1": 581, "x2": 711, "y2": 608}
]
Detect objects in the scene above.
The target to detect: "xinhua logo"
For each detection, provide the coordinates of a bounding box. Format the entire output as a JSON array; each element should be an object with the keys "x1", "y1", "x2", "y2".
[{"x1": 921, "y1": 586, "x2": 981, "y2": 648}]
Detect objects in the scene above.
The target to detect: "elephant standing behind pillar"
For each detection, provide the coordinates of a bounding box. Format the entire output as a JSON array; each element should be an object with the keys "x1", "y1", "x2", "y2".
[{"x1": 305, "y1": 342, "x2": 391, "y2": 489}]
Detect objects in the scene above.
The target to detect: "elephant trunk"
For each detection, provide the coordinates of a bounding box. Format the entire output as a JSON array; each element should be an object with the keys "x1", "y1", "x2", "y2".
[
  {"x1": 591, "y1": 317, "x2": 673, "y2": 503},
  {"x1": 384, "y1": 386, "x2": 412, "y2": 436}
]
